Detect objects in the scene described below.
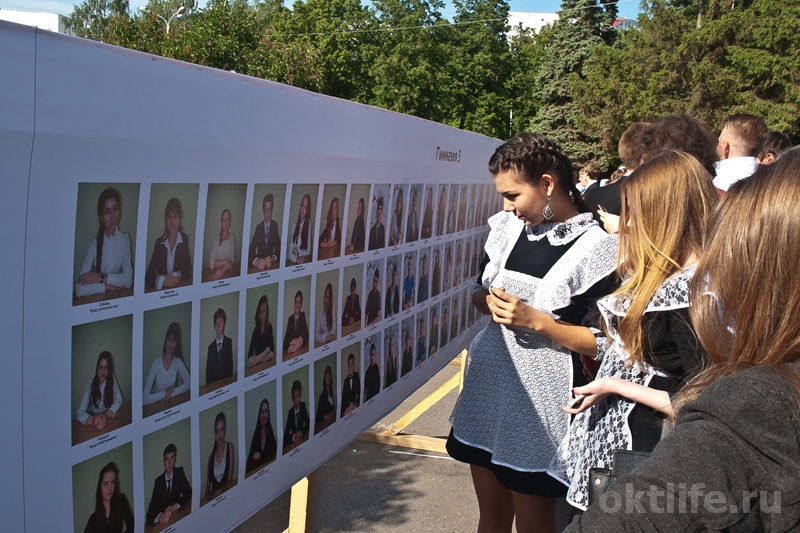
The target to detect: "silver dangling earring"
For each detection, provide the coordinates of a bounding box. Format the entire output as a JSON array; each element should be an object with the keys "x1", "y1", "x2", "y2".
[{"x1": 542, "y1": 196, "x2": 554, "y2": 221}]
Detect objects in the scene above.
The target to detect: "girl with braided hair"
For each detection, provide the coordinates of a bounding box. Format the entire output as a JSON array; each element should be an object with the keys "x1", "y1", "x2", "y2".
[
  {"x1": 75, "y1": 187, "x2": 133, "y2": 298},
  {"x1": 447, "y1": 132, "x2": 618, "y2": 532}
]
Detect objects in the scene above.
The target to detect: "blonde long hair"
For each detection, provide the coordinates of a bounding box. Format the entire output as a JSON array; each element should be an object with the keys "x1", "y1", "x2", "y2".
[
  {"x1": 614, "y1": 150, "x2": 718, "y2": 365},
  {"x1": 679, "y1": 147, "x2": 800, "y2": 405}
]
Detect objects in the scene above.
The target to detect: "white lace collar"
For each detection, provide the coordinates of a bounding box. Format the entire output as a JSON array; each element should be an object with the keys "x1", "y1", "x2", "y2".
[
  {"x1": 525, "y1": 212, "x2": 597, "y2": 246},
  {"x1": 600, "y1": 264, "x2": 696, "y2": 317}
]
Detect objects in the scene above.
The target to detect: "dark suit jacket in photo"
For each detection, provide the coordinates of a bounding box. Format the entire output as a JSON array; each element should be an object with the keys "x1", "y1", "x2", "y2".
[
  {"x1": 365, "y1": 289, "x2": 381, "y2": 324},
  {"x1": 283, "y1": 402, "x2": 310, "y2": 447},
  {"x1": 248, "y1": 220, "x2": 281, "y2": 266},
  {"x1": 146, "y1": 466, "x2": 192, "y2": 524},
  {"x1": 145, "y1": 231, "x2": 192, "y2": 288},
  {"x1": 385, "y1": 285, "x2": 400, "y2": 317},
  {"x1": 364, "y1": 363, "x2": 380, "y2": 401},
  {"x1": 283, "y1": 312, "x2": 309, "y2": 352},
  {"x1": 340, "y1": 372, "x2": 360, "y2": 416},
  {"x1": 342, "y1": 294, "x2": 361, "y2": 327},
  {"x1": 350, "y1": 216, "x2": 365, "y2": 250},
  {"x1": 368, "y1": 221, "x2": 385, "y2": 250},
  {"x1": 401, "y1": 347, "x2": 413, "y2": 376},
  {"x1": 206, "y1": 335, "x2": 233, "y2": 385}
]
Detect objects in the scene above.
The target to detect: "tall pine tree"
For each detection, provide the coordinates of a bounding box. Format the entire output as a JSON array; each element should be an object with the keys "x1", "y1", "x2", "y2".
[{"x1": 528, "y1": 0, "x2": 617, "y2": 165}]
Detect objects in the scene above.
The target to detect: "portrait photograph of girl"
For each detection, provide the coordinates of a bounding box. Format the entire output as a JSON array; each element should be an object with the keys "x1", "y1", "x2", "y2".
[
  {"x1": 313, "y1": 353, "x2": 338, "y2": 435},
  {"x1": 71, "y1": 442, "x2": 134, "y2": 533},
  {"x1": 245, "y1": 380, "x2": 279, "y2": 477},
  {"x1": 286, "y1": 184, "x2": 319, "y2": 266},
  {"x1": 200, "y1": 398, "x2": 238, "y2": 506},
  {"x1": 389, "y1": 184, "x2": 406, "y2": 247},
  {"x1": 345, "y1": 184, "x2": 370, "y2": 256},
  {"x1": 245, "y1": 284, "x2": 279, "y2": 377},
  {"x1": 73, "y1": 183, "x2": 139, "y2": 305},
  {"x1": 318, "y1": 184, "x2": 346, "y2": 261},
  {"x1": 142, "y1": 303, "x2": 192, "y2": 418},
  {"x1": 314, "y1": 270, "x2": 339, "y2": 349},
  {"x1": 144, "y1": 184, "x2": 199, "y2": 292},
  {"x1": 71, "y1": 315, "x2": 133, "y2": 445},
  {"x1": 202, "y1": 183, "x2": 246, "y2": 283}
]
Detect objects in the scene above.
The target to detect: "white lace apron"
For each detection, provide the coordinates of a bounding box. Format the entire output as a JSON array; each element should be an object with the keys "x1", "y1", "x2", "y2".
[
  {"x1": 549, "y1": 266, "x2": 695, "y2": 509},
  {"x1": 449, "y1": 211, "x2": 618, "y2": 472}
]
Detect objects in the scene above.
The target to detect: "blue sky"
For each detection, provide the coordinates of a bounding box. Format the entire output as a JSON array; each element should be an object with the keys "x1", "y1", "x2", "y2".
[{"x1": 1, "y1": 0, "x2": 640, "y2": 20}]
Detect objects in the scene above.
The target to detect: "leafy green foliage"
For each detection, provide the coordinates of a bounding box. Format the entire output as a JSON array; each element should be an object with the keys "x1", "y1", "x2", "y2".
[
  {"x1": 65, "y1": 0, "x2": 798, "y2": 152},
  {"x1": 574, "y1": 0, "x2": 800, "y2": 163},
  {"x1": 65, "y1": 0, "x2": 130, "y2": 41},
  {"x1": 528, "y1": 0, "x2": 618, "y2": 167}
]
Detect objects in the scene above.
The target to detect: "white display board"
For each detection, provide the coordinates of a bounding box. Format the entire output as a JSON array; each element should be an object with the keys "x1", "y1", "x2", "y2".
[{"x1": 3, "y1": 21, "x2": 502, "y2": 532}]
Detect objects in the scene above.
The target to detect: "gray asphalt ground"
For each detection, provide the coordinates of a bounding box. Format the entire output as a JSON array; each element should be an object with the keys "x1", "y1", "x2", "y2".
[{"x1": 233, "y1": 358, "x2": 572, "y2": 532}]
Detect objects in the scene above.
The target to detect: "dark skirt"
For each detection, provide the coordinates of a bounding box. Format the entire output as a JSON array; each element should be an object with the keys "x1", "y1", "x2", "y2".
[{"x1": 446, "y1": 428, "x2": 567, "y2": 497}]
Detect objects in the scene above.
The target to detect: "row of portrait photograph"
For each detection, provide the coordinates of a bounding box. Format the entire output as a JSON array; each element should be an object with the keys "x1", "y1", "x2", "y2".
[
  {"x1": 72, "y1": 296, "x2": 487, "y2": 532},
  {"x1": 71, "y1": 259, "x2": 486, "y2": 447},
  {"x1": 73, "y1": 180, "x2": 501, "y2": 306}
]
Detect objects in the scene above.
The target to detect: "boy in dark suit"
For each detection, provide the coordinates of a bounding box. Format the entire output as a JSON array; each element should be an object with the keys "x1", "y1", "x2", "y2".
[
  {"x1": 146, "y1": 443, "x2": 192, "y2": 525},
  {"x1": 249, "y1": 193, "x2": 281, "y2": 270}
]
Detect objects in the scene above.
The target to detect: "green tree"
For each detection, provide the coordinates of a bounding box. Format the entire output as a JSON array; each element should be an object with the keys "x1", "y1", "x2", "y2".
[
  {"x1": 271, "y1": 0, "x2": 378, "y2": 100},
  {"x1": 65, "y1": 0, "x2": 130, "y2": 41},
  {"x1": 366, "y1": 0, "x2": 451, "y2": 121},
  {"x1": 573, "y1": 0, "x2": 800, "y2": 161},
  {"x1": 528, "y1": 0, "x2": 618, "y2": 166},
  {"x1": 443, "y1": 0, "x2": 514, "y2": 138},
  {"x1": 507, "y1": 24, "x2": 553, "y2": 136}
]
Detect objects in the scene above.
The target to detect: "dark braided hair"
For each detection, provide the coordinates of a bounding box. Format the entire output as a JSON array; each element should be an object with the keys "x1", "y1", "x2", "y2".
[
  {"x1": 488, "y1": 132, "x2": 590, "y2": 214},
  {"x1": 94, "y1": 188, "x2": 122, "y2": 273}
]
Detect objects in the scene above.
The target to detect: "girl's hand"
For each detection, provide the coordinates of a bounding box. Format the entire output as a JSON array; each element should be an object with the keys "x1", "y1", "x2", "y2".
[
  {"x1": 487, "y1": 287, "x2": 550, "y2": 331},
  {"x1": 78, "y1": 272, "x2": 102, "y2": 285},
  {"x1": 598, "y1": 207, "x2": 620, "y2": 234},
  {"x1": 93, "y1": 412, "x2": 108, "y2": 430},
  {"x1": 562, "y1": 378, "x2": 619, "y2": 414}
]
